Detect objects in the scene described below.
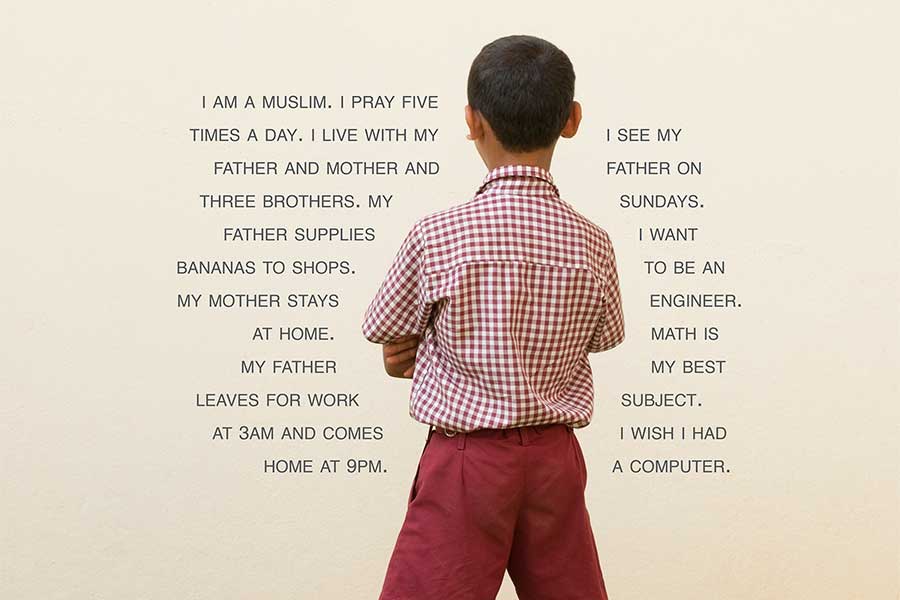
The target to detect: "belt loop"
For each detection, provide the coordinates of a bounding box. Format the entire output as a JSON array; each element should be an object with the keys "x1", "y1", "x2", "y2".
[
  {"x1": 457, "y1": 432, "x2": 467, "y2": 450},
  {"x1": 427, "y1": 426, "x2": 435, "y2": 443}
]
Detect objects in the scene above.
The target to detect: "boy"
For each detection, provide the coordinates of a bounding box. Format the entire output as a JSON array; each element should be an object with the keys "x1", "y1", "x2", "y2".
[{"x1": 361, "y1": 34, "x2": 624, "y2": 600}]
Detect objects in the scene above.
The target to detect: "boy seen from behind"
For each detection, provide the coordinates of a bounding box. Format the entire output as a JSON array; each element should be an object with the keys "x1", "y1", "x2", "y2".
[{"x1": 362, "y1": 34, "x2": 625, "y2": 600}]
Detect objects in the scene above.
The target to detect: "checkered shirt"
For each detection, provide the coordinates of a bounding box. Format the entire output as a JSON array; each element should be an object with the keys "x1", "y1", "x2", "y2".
[{"x1": 362, "y1": 164, "x2": 625, "y2": 432}]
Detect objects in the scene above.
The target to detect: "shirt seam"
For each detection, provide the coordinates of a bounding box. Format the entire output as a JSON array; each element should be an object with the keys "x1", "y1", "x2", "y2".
[{"x1": 422, "y1": 258, "x2": 603, "y2": 279}]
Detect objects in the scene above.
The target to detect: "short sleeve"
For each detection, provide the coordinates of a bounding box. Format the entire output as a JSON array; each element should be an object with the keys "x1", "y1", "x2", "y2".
[
  {"x1": 361, "y1": 221, "x2": 433, "y2": 343},
  {"x1": 586, "y1": 241, "x2": 625, "y2": 353}
]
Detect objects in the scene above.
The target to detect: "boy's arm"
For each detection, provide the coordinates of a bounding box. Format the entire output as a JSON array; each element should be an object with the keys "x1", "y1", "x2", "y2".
[
  {"x1": 381, "y1": 335, "x2": 419, "y2": 379},
  {"x1": 361, "y1": 220, "x2": 432, "y2": 345},
  {"x1": 586, "y1": 243, "x2": 625, "y2": 353}
]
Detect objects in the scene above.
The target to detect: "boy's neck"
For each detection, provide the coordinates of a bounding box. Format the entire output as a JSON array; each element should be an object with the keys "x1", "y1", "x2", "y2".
[{"x1": 483, "y1": 148, "x2": 555, "y2": 172}]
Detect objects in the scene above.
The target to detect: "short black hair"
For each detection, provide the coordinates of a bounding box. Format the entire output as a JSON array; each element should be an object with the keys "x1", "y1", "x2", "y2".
[{"x1": 467, "y1": 35, "x2": 575, "y2": 153}]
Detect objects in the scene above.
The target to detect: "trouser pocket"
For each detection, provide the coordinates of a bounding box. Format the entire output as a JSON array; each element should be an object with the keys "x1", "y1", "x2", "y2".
[
  {"x1": 408, "y1": 462, "x2": 422, "y2": 504},
  {"x1": 408, "y1": 427, "x2": 434, "y2": 504},
  {"x1": 569, "y1": 427, "x2": 588, "y2": 488}
]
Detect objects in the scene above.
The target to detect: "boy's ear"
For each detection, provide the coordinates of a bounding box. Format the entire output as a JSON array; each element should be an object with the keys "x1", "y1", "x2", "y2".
[
  {"x1": 560, "y1": 100, "x2": 582, "y2": 139},
  {"x1": 464, "y1": 104, "x2": 482, "y2": 141}
]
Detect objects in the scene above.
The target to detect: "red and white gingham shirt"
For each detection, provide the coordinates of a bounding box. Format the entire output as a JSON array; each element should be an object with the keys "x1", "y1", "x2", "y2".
[{"x1": 362, "y1": 164, "x2": 625, "y2": 432}]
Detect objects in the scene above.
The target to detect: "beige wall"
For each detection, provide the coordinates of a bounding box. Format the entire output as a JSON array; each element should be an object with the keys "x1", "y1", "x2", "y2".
[{"x1": 2, "y1": 1, "x2": 897, "y2": 598}]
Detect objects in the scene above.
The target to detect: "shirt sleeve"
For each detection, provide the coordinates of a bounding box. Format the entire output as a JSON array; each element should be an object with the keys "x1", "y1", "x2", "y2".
[
  {"x1": 361, "y1": 220, "x2": 433, "y2": 344},
  {"x1": 586, "y1": 241, "x2": 625, "y2": 353}
]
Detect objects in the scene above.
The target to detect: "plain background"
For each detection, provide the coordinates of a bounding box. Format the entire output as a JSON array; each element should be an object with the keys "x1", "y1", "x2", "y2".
[{"x1": 2, "y1": 1, "x2": 898, "y2": 598}]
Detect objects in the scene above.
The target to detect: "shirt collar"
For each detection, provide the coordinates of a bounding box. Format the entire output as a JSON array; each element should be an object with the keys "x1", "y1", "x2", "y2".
[{"x1": 475, "y1": 164, "x2": 560, "y2": 197}]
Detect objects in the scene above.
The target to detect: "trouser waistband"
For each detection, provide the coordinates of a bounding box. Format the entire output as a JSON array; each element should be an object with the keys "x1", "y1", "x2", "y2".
[{"x1": 428, "y1": 423, "x2": 572, "y2": 449}]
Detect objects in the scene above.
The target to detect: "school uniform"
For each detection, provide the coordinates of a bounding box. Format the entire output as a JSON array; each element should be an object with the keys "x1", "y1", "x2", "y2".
[{"x1": 363, "y1": 164, "x2": 625, "y2": 599}]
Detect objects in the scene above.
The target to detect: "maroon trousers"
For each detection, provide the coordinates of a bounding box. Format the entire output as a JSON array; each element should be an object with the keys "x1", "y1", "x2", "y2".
[{"x1": 378, "y1": 423, "x2": 610, "y2": 600}]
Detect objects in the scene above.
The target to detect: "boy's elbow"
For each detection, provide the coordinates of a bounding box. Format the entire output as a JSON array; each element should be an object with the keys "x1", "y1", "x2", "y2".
[{"x1": 383, "y1": 362, "x2": 410, "y2": 378}]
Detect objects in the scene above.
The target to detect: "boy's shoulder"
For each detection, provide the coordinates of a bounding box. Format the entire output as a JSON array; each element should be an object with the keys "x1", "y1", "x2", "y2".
[
  {"x1": 413, "y1": 191, "x2": 613, "y2": 250},
  {"x1": 415, "y1": 194, "x2": 486, "y2": 226}
]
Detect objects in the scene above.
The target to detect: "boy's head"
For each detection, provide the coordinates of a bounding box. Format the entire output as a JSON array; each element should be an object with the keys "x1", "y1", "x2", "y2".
[{"x1": 466, "y1": 35, "x2": 581, "y2": 167}]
